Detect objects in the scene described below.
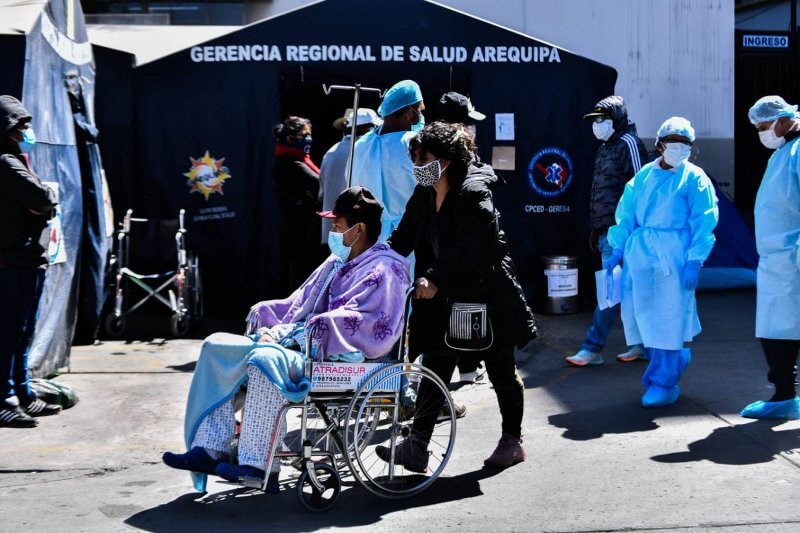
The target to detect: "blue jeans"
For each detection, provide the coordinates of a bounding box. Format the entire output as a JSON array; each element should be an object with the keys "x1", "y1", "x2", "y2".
[
  {"x1": 0, "y1": 265, "x2": 45, "y2": 405},
  {"x1": 581, "y1": 235, "x2": 639, "y2": 354}
]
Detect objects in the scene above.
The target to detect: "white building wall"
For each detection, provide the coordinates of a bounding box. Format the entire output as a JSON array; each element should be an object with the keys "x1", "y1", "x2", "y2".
[{"x1": 437, "y1": 0, "x2": 735, "y2": 189}]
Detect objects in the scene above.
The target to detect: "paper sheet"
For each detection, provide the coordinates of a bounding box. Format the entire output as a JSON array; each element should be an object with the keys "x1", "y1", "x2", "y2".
[{"x1": 595, "y1": 266, "x2": 622, "y2": 310}]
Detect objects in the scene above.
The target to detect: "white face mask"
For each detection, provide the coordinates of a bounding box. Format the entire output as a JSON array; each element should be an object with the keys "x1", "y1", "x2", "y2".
[
  {"x1": 759, "y1": 120, "x2": 786, "y2": 150},
  {"x1": 661, "y1": 142, "x2": 691, "y2": 168},
  {"x1": 592, "y1": 119, "x2": 615, "y2": 142}
]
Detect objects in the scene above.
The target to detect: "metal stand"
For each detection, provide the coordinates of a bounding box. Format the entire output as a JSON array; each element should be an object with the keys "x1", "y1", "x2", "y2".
[{"x1": 322, "y1": 84, "x2": 383, "y2": 188}]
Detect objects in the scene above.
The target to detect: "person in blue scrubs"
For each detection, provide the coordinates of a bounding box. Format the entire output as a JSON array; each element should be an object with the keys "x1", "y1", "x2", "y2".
[
  {"x1": 741, "y1": 96, "x2": 800, "y2": 420},
  {"x1": 351, "y1": 80, "x2": 425, "y2": 241},
  {"x1": 606, "y1": 117, "x2": 719, "y2": 407}
]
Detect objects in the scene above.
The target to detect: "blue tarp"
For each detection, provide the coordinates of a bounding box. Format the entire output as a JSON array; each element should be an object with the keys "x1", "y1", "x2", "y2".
[{"x1": 0, "y1": 0, "x2": 110, "y2": 376}]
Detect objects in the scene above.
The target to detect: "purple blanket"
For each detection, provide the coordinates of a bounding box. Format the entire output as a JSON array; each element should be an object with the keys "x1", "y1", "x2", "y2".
[{"x1": 247, "y1": 243, "x2": 410, "y2": 360}]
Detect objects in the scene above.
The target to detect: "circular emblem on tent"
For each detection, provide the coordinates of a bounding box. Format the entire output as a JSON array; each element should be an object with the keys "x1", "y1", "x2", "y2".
[
  {"x1": 183, "y1": 151, "x2": 232, "y2": 201},
  {"x1": 527, "y1": 147, "x2": 574, "y2": 198}
]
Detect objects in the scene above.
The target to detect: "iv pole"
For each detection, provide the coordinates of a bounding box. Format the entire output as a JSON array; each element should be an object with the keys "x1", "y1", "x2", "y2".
[{"x1": 322, "y1": 83, "x2": 384, "y2": 188}]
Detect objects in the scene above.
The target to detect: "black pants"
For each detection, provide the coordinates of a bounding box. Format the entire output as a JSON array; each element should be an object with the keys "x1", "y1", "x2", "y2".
[
  {"x1": 412, "y1": 345, "x2": 524, "y2": 443},
  {"x1": 0, "y1": 265, "x2": 45, "y2": 404},
  {"x1": 761, "y1": 338, "x2": 800, "y2": 401},
  {"x1": 456, "y1": 353, "x2": 482, "y2": 375}
]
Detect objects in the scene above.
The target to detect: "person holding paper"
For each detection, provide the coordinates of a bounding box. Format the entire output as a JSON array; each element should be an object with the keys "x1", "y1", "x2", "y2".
[
  {"x1": 606, "y1": 117, "x2": 719, "y2": 407},
  {"x1": 567, "y1": 96, "x2": 648, "y2": 367}
]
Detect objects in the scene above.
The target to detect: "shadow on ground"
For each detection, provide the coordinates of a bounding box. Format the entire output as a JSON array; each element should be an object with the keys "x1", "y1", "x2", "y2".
[
  {"x1": 125, "y1": 467, "x2": 503, "y2": 532},
  {"x1": 652, "y1": 419, "x2": 800, "y2": 465}
]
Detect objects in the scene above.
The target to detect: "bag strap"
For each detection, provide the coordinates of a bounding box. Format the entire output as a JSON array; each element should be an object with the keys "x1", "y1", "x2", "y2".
[{"x1": 429, "y1": 190, "x2": 440, "y2": 260}]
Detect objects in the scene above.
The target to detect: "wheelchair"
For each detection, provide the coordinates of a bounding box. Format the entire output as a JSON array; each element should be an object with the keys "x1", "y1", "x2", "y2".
[
  {"x1": 228, "y1": 289, "x2": 458, "y2": 512},
  {"x1": 104, "y1": 209, "x2": 203, "y2": 338}
]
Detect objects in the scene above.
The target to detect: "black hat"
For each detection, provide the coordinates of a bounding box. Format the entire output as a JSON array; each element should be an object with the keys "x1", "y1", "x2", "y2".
[
  {"x1": 438, "y1": 92, "x2": 486, "y2": 124},
  {"x1": 318, "y1": 186, "x2": 383, "y2": 221}
]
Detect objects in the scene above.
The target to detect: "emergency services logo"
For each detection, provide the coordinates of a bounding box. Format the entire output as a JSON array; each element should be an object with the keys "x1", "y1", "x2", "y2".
[
  {"x1": 183, "y1": 151, "x2": 231, "y2": 200},
  {"x1": 527, "y1": 147, "x2": 574, "y2": 198}
]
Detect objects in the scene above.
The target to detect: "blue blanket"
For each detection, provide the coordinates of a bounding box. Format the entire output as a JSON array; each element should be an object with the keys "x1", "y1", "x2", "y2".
[{"x1": 183, "y1": 332, "x2": 311, "y2": 492}]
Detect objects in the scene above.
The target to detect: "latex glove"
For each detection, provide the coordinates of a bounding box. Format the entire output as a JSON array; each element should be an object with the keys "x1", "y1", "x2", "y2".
[
  {"x1": 683, "y1": 260, "x2": 702, "y2": 290},
  {"x1": 602, "y1": 249, "x2": 624, "y2": 273}
]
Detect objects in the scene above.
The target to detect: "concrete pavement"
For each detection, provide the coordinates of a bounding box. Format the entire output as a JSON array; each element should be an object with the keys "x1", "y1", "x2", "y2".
[{"x1": 1, "y1": 289, "x2": 799, "y2": 532}]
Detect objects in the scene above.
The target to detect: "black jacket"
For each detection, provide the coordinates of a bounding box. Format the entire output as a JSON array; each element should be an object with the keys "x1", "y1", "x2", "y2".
[
  {"x1": 0, "y1": 97, "x2": 56, "y2": 268},
  {"x1": 589, "y1": 96, "x2": 648, "y2": 230},
  {"x1": 273, "y1": 155, "x2": 321, "y2": 257},
  {"x1": 388, "y1": 163, "x2": 537, "y2": 356}
]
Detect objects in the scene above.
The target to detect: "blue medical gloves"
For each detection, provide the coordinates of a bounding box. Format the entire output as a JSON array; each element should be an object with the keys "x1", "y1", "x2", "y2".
[
  {"x1": 682, "y1": 260, "x2": 702, "y2": 290},
  {"x1": 602, "y1": 249, "x2": 624, "y2": 273}
]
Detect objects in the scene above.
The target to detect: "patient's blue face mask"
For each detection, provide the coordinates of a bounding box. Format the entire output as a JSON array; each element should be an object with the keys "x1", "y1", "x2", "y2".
[
  {"x1": 328, "y1": 224, "x2": 360, "y2": 262},
  {"x1": 19, "y1": 127, "x2": 36, "y2": 153}
]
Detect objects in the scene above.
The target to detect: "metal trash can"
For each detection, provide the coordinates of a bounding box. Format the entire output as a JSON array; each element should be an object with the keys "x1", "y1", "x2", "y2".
[{"x1": 540, "y1": 255, "x2": 579, "y2": 314}]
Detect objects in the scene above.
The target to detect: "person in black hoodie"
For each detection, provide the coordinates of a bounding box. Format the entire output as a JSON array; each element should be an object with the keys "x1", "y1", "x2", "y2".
[
  {"x1": 382, "y1": 121, "x2": 537, "y2": 470},
  {"x1": 0, "y1": 95, "x2": 62, "y2": 428},
  {"x1": 272, "y1": 116, "x2": 321, "y2": 294},
  {"x1": 566, "y1": 95, "x2": 649, "y2": 367}
]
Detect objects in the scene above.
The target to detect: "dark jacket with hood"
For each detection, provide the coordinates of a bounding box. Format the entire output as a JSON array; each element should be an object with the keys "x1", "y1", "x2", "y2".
[
  {"x1": 0, "y1": 96, "x2": 56, "y2": 268},
  {"x1": 589, "y1": 96, "x2": 648, "y2": 230},
  {"x1": 388, "y1": 162, "x2": 537, "y2": 357}
]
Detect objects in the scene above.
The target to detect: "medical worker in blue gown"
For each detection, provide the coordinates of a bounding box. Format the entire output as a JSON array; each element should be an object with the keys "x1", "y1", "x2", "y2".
[
  {"x1": 606, "y1": 117, "x2": 719, "y2": 407},
  {"x1": 351, "y1": 80, "x2": 425, "y2": 241},
  {"x1": 741, "y1": 96, "x2": 800, "y2": 420}
]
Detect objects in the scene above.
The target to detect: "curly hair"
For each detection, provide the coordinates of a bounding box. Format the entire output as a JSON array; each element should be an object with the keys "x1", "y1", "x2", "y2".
[
  {"x1": 408, "y1": 120, "x2": 476, "y2": 183},
  {"x1": 273, "y1": 116, "x2": 311, "y2": 144}
]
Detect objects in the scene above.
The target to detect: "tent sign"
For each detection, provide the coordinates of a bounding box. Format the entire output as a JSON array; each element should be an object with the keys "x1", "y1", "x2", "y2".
[
  {"x1": 742, "y1": 34, "x2": 789, "y2": 48},
  {"x1": 190, "y1": 44, "x2": 561, "y2": 64}
]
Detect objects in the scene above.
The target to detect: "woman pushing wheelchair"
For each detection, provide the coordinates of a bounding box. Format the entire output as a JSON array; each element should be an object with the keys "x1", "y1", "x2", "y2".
[{"x1": 162, "y1": 187, "x2": 410, "y2": 492}]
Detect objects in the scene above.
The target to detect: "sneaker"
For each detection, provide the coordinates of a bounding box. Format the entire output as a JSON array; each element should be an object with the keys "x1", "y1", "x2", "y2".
[
  {"x1": 375, "y1": 436, "x2": 429, "y2": 473},
  {"x1": 565, "y1": 349, "x2": 603, "y2": 367},
  {"x1": 616, "y1": 346, "x2": 648, "y2": 362},
  {"x1": 437, "y1": 402, "x2": 467, "y2": 421},
  {"x1": 484, "y1": 433, "x2": 526, "y2": 469},
  {"x1": 162, "y1": 447, "x2": 224, "y2": 476},
  {"x1": 21, "y1": 398, "x2": 62, "y2": 417},
  {"x1": 459, "y1": 368, "x2": 486, "y2": 383},
  {"x1": 0, "y1": 405, "x2": 38, "y2": 428}
]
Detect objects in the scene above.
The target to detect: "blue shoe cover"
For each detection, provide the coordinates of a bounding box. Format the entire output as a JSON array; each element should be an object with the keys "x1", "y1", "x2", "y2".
[
  {"x1": 740, "y1": 397, "x2": 800, "y2": 420},
  {"x1": 642, "y1": 385, "x2": 680, "y2": 407}
]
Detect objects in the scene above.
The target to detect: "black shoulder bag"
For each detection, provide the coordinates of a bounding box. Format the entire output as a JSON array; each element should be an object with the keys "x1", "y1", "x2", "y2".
[{"x1": 429, "y1": 190, "x2": 496, "y2": 352}]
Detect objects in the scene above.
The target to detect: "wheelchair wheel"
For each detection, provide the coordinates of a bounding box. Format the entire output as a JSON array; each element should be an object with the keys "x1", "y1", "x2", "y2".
[
  {"x1": 296, "y1": 462, "x2": 341, "y2": 512},
  {"x1": 103, "y1": 314, "x2": 127, "y2": 337},
  {"x1": 169, "y1": 313, "x2": 190, "y2": 337},
  {"x1": 344, "y1": 363, "x2": 456, "y2": 499},
  {"x1": 188, "y1": 254, "x2": 204, "y2": 321}
]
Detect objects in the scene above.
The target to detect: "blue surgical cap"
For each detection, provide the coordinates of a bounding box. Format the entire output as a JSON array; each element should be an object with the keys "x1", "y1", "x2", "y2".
[
  {"x1": 748, "y1": 95, "x2": 798, "y2": 124},
  {"x1": 657, "y1": 116, "x2": 696, "y2": 143},
  {"x1": 377, "y1": 80, "x2": 423, "y2": 118}
]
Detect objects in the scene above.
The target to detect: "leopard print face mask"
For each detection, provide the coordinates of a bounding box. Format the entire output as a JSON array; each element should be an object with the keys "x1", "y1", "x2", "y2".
[{"x1": 412, "y1": 159, "x2": 442, "y2": 187}]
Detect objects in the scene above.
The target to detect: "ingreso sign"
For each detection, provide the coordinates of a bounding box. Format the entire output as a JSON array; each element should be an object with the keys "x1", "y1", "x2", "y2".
[{"x1": 743, "y1": 34, "x2": 790, "y2": 48}]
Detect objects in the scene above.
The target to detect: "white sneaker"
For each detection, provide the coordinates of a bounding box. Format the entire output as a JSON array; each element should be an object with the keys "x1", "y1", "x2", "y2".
[
  {"x1": 616, "y1": 346, "x2": 648, "y2": 362},
  {"x1": 565, "y1": 349, "x2": 603, "y2": 367}
]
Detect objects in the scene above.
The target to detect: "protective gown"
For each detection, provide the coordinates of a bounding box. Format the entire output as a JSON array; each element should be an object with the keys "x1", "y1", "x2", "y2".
[
  {"x1": 608, "y1": 158, "x2": 718, "y2": 406},
  {"x1": 608, "y1": 158, "x2": 719, "y2": 350},
  {"x1": 753, "y1": 136, "x2": 800, "y2": 340},
  {"x1": 350, "y1": 128, "x2": 417, "y2": 241}
]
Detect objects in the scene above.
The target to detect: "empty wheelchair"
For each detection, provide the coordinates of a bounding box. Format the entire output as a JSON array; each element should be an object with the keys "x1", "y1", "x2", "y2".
[
  {"x1": 104, "y1": 209, "x2": 203, "y2": 337},
  {"x1": 227, "y1": 289, "x2": 458, "y2": 512}
]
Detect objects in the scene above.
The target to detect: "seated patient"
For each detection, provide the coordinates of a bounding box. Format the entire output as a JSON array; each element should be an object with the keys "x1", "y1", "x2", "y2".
[{"x1": 163, "y1": 187, "x2": 410, "y2": 492}]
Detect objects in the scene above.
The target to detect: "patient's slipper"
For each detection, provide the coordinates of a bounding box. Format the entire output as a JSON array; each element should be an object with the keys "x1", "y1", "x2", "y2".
[{"x1": 162, "y1": 447, "x2": 222, "y2": 475}]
